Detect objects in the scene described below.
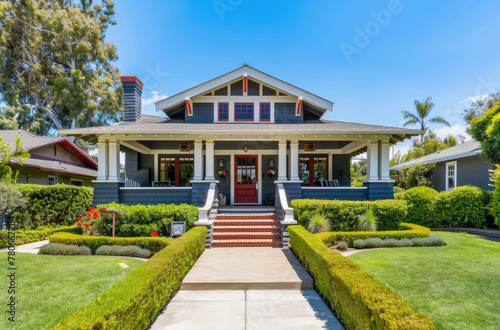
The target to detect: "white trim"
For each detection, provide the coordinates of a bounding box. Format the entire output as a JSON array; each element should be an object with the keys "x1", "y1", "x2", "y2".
[
  {"x1": 153, "y1": 153, "x2": 159, "y2": 181},
  {"x1": 301, "y1": 186, "x2": 367, "y2": 190},
  {"x1": 155, "y1": 66, "x2": 334, "y2": 113},
  {"x1": 446, "y1": 161, "x2": 457, "y2": 191}
]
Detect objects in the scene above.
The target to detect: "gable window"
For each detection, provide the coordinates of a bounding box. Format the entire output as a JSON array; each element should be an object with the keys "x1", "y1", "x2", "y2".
[
  {"x1": 48, "y1": 175, "x2": 56, "y2": 185},
  {"x1": 260, "y1": 103, "x2": 270, "y2": 122},
  {"x1": 218, "y1": 102, "x2": 229, "y2": 121},
  {"x1": 299, "y1": 156, "x2": 328, "y2": 186},
  {"x1": 234, "y1": 103, "x2": 254, "y2": 121},
  {"x1": 446, "y1": 161, "x2": 457, "y2": 190},
  {"x1": 159, "y1": 157, "x2": 194, "y2": 187}
]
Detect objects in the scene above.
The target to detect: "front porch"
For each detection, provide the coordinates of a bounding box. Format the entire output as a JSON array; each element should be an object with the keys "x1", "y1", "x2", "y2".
[{"x1": 92, "y1": 134, "x2": 395, "y2": 207}]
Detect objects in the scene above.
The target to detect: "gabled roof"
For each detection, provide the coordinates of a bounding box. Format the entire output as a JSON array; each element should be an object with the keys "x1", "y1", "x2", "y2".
[
  {"x1": 10, "y1": 158, "x2": 98, "y2": 178},
  {"x1": 155, "y1": 65, "x2": 335, "y2": 115},
  {"x1": 0, "y1": 129, "x2": 97, "y2": 169},
  {"x1": 390, "y1": 140, "x2": 483, "y2": 170}
]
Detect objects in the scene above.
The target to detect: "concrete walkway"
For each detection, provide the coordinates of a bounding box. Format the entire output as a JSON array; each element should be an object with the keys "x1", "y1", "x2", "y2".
[
  {"x1": 0, "y1": 239, "x2": 48, "y2": 253},
  {"x1": 151, "y1": 247, "x2": 344, "y2": 329}
]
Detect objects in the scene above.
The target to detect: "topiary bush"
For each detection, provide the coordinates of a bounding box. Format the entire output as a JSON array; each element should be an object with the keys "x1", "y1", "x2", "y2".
[
  {"x1": 402, "y1": 186, "x2": 439, "y2": 226},
  {"x1": 291, "y1": 199, "x2": 407, "y2": 232},
  {"x1": 10, "y1": 184, "x2": 93, "y2": 229},
  {"x1": 316, "y1": 223, "x2": 430, "y2": 247},
  {"x1": 53, "y1": 226, "x2": 207, "y2": 330},
  {"x1": 430, "y1": 186, "x2": 490, "y2": 228},
  {"x1": 50, "y1": 232, "x2": 173, "y2": 254},
  {"x1": 95, "y1": 245, "x2": 152, "y2": 258},
  {"x1": 96, "y1": 203, "x2": 199, "y2": 237},
  {"x1": 288, "y1": 225, "x2": 436, "y2": 329}
]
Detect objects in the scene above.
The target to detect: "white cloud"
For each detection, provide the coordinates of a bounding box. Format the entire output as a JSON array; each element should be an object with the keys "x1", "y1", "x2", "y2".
[
  {"x1": 142, "y1": 91, "x2": 168, "y2": 106},
  {"x1": 434, "y1": 124, "x2": 472, "y2": 142},
  {"x1": 458, "y1": 94, "x2": 487, "y2": 104}
]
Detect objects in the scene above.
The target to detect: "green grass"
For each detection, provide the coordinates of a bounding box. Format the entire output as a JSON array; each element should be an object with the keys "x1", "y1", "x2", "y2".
[
  {"x1": 0, "y1": 252, "x2": 144, "y2": 330},
  {"x1": 349, "y1": 232, "x2": 500, "y2": 330}
]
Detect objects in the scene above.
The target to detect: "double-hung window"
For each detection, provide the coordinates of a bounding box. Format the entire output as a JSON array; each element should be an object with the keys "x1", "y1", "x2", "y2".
[
  {"x1": 48, "y1": 176, "x2": 56, "y2": 185},
  {"x1": 446, "y1": 161, "x2": 457, "y2": 190},
  {"x1": 234, "y1": 103, "x2": 254, "y2": 121},
  {"x1": 218, "y1": 102, "x2": 229, "y2": 121},
  {"x1": 260, "y1": 103, "x2": 270, "y2": 122}
]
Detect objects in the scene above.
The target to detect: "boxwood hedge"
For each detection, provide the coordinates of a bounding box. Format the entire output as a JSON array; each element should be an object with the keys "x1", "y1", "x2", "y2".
[
  {"x1": 0, "y1": 225, "x2": 82, "y2": 248},
  {"x1": 290, "y1": 199, "x2": 407, "y2": 231},
  {"x1": 288, "y1": 225, "x2": 436, "y2": 329},
  {"x1": 53, "y1": 226, "x2": 207, "y2": 330},
  {"x1": 316, "y1": 223, "x2": 430, "y2": 247},
  {"x1": 49, "y1": 232, "x2": 173, "y2": 254},
  {"x1": 401, "y1": 186, "x2": 439, "y2": 226}
]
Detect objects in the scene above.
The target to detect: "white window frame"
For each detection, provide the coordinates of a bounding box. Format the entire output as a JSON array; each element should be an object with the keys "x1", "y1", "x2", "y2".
[
  {"x1": 48, "y1": 175, "x2": 57, "y2": 186},
  {"x1": 70, "y1": 178, "x2": 84, "y2": 186},
  {"x1": 445, "y1": 161, "x2": 457, "y2": 191}
]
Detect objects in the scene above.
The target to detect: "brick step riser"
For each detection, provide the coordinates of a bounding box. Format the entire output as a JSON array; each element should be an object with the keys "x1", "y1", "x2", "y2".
[
  {"x1": 214, "y1": 221, "x2": 278, "y2": 227},
  {"x1": 213, "y1": 233, "x2": 282, "y2": 240},
  {"x1": 215, "y1": 214, "x2": 276, "y2": 220},
  {"x1": 213, "y1": 226, "x2": 281, "y2": 233},
  {"x1": 212, "y1": 241, "x2": 283, "y2": 247}
]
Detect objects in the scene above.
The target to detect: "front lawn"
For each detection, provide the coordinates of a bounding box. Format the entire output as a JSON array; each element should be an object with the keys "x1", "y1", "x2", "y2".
[
  {"x1": 0, "y1": 253, "x2": 144, "y2": 330},
  {"x1": 349, "y1": 232, "x2": 500, "y2": 330}
]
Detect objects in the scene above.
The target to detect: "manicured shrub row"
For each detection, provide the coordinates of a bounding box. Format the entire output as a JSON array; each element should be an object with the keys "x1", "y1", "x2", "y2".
[
  {"x1": 53, "y1": 226, "x2": 207, "y2": 330},
  {"x1": 316, "y1": 223, "x2": 430, "y2": 247},
  {"x1": 401, "y1": 186, "x2": 491, "y2": 228},
  {"x1": 96, "y1": 202, "x2": 199, "y2": 237},
  {"x1": 288, "y1": 225, "x2": 436, "y2": 329},
  {"x1": 353, "y1": 235, "x2": 445, "y2": 249},
  {"x1": 291, "y1": 199, "x2": 407, "y2": 232},
  {"x1": 39, "y1": 243, "x2": 91, "y2": 255},
  {"x1": 95, "y1": 245, "x2": 152, "y2": 258},
  {"x1": 0, "y1": 225, "x2": 82, "y2": 248},
  {"x1": 11, "y1": 184, "x2": 93, "y2": 229},
  {"x1": 49, "y1": 232, "x2": 173, "y2": 254}
]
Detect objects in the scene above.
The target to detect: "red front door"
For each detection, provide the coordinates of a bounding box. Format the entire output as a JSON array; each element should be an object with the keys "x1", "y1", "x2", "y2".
[{"x1": 234, "y1": 155, "x2": 258, "y2": 203}]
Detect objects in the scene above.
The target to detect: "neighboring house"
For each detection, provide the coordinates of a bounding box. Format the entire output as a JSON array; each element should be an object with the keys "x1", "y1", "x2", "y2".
[
  {"x1": 59, "y1": 65, "x2": 421, "y2": 207},
  {"x1": 390, "y1": 140, "x2": 492, "y2": 191},
  {"x1": 0, "y1": 130, "x2": 98, "y2": 186}
]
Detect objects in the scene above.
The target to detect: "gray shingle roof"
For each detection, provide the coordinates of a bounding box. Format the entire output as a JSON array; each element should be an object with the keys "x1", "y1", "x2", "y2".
[
  {"x1": 390, "y1": 140, "x2": 483, "y2": 170},
  {"x1": 0, "y1": 129, "x2": 64, "y2": 150},
  {"x1": 58, "y1": 115, "x2": 423, "y2": 138},
  {"x1": 10, "y1": 157, "x2": 98, "y2": 177}
]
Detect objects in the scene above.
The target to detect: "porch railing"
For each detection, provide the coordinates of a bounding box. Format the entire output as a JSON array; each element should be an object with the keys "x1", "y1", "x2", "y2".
[
  {"x1": 196, "y1": 183, "x2": 218, "y2": 224},
  {"x1": 276, "y1": 184, "x2": 295, "y2": 223}
]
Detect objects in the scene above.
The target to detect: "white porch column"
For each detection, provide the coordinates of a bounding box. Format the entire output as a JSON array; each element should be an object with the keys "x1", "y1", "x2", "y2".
[
  {"x1": 378, "y1": 141, "x2": 391, "y2": 181},
  {"x1": 108, "y1": 141, "x2": 121, "y2": 181},
  {"x1": 366, "y1": 141, "x2": 379, "y2": 182},
  {"x1": 205, "y1": 140, "x2": 215, "y2": 181},
  {"x1": 193, "y1": 141, "x2": 203, "y2": 181},
  {"x1": 278, "y1": 140, "x2": 288, "y2": 181},
  {"x1": 290, "y1": 140, "x2": 299, "y2": 181},
  {"x1": 96, "y1": 142, "x2": 109, "y2": 181}
]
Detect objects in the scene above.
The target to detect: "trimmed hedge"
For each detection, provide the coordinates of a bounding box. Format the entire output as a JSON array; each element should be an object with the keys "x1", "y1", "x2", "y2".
[
  {"x1": 95, "y1": 245, "x2": 152, "y2": 258},
  {"x1": 431, "y1": 186, "x2": 490, "y2": 228},
  {"x1": 49, "y1": 232, "x2": 173, "y2": 254},
  {"x1": 39, "y1": 243, "x2": 91, "y2": 255},
  {"x1": 353, "y1": 235, "x2": 445, "y2": 249},
  {"x1": 11, "y1": 184, "x2": 93, "y2": 229},
  {"x1": 289, "y1": 225, "x2": 436, "y2": 329},
  {"x1": 53, "y1": 226, "x2": 207, "y2": 330},
  {"x1": 0, "y1": 225, "x2": 83, "y2": 248},
  {"x1": 96, "y1": 203, "x2": 199, "y2": 237},
  {"x1": 316, "y1": 223, "x2": 430, "y2": 247},
  {"x1": 401, "y1": 187, "x2": 439, "y2": 226},
  {"x1": 291, "y1": 199, "x2": 407, "y2": 232}
]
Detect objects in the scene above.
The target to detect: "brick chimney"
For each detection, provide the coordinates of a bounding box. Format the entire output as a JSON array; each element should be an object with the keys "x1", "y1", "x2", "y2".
[{"x1": 121, "y1": 76, "x2": 143, "y2": 122}]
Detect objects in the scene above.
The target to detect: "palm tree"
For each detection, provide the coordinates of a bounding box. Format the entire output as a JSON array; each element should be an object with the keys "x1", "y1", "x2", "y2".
[{"x1": 402, "y1": 97, "x2": 450, "y2": 141}]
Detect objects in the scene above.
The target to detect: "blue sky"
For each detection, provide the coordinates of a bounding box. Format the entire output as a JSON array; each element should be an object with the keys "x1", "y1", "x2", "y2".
[{"x1": 107, "y1": 0, "x2": 500, "y2": 153}]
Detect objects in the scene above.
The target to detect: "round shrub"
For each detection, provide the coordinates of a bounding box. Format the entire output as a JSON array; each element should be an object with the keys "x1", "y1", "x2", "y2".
[
  {"x1": 411, "y1": 235, "x2": 445, "y2": 247},
  {"x1": 95, "y1": 245, "x2": 152, "y2": 258},
  {"x1": 353, "y1": 239, "x2": 366, "y2": 249},
  {"x1": 39, "y1": 243, "x2": 80, "y2": 255},
  {"x1": 431, "y1": 186, "x2": 490, "y2": 228},
  {"x1": 402, "y1": 186, "x2": 439, "y2": 226},
  {"x1": 78, "y1": 246, "x2": 91, "y2": 255},
  {"x1": 337, "y1": 241, "x2": 348, "y2": 251}
]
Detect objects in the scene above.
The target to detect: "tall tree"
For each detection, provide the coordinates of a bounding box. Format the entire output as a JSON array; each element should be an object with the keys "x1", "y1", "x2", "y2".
[
  {"x1": 470, "y1": 100, "x2": 500, "y2": 164},
  {"x1": 402, "y1": 97, "x2": 450, "y2": 141},
  {"x1": 463, "y1": 92, "x2": 500, "y2": 126},
  {"x1": 0, "y1": 0, "x2": 123, "y2": 135}
]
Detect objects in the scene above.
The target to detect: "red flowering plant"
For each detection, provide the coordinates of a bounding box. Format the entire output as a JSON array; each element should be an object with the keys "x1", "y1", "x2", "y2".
[
  {"x1": 76, "y1": 207, "x2": 102, "y2": 235},
  {"x1": 150, "y1": 231, "x2": 159, "y2": 237}
]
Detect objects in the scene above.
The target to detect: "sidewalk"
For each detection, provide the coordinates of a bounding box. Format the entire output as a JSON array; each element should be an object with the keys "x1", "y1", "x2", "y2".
[
  {"x1": 151, "y1": 247, "x2": 344, "y2": 330},
  {"x1": 0, "y1": 239, "x2": 48, "y2": 253}
]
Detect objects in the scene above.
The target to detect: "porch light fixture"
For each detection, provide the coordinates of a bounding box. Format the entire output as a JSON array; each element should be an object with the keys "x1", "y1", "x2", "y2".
[{"x1": 244, "y1": 146, "x2": 248, "y2": 153}]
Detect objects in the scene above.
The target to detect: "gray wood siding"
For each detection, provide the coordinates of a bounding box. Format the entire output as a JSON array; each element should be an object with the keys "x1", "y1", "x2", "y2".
[
  {"x1": 31, "y1": 144, "x2": 83, "y2": 165},
  {"x1": 15, "y1": 166, "x2": 94, "y2": 186},
  {"x1": 432, "y1": 155, "x2": 493, "y2": 192},
  {"x1": 120, "y1": 188, "x2": 191, "y2": 205},
  {"x1": 302, "y1": 188, "x2": 366, "y2": 201},
  {"x1": 275, "y1": 103, "x2": 303, "y2": 124},
  {"x1": 186, "y1": 103, "x2": 214, "y2": 123}
]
